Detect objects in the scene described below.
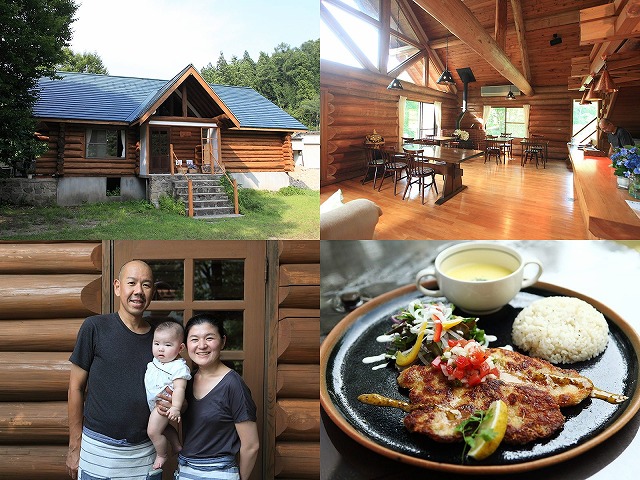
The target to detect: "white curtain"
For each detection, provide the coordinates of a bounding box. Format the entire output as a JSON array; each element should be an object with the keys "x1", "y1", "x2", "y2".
[
  {"x1": 482, "y1": 106, "x2": 492, "y2": 132},
  {"x1": 434, "y1": 101, "x2": 442, "y2": 135},
  {"x1": 523, "y1": 104, "x2": 531, "y2": 138},
  {"x1": 399, "y1": 96, "x2": 407, "y2": 142}
]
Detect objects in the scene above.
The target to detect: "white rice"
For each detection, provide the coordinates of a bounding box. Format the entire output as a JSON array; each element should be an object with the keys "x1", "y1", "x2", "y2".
[{"x1": 511, "y1": 296, "x2": 609, "y2": 364}]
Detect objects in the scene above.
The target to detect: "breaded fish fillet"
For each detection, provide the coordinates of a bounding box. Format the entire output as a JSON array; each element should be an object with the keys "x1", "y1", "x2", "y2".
[
  {"x1": 488, "y1": 348, "x2": 593, "y2": 407},
  {"x1": 398, "y1": 365, "x2": 565, "y2": 445}
]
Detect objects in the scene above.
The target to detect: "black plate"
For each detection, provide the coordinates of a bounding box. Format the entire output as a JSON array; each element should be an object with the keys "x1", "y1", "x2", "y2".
[{"x1": 320, "y1": 282, "x2": 640, "y2": 474}]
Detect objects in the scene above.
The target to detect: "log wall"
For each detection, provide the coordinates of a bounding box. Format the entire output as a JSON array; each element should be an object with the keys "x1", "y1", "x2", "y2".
[
  {"x1": 221, "y1": 131, "x2": 294, "y2": 172},
  {"x1": 463, "y1": 85, "x2": 583, "y2": 161},
  {"x1": 320, "y1": 60, "x2": 459, "y2": 186},
  {"x1": 35, "y1": 123, "x2": 139, "y2": 177},
  {"x1": 274, "y1": 241, "x2": 320, "y2": 479},
  {"x1": 0, "y1": 242, "x2": 102, "y2": 479}
]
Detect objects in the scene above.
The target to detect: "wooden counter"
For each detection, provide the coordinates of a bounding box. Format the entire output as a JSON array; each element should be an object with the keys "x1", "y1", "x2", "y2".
[{"x1": 568, "y1": 145, "x2": 640, "y2": 239}]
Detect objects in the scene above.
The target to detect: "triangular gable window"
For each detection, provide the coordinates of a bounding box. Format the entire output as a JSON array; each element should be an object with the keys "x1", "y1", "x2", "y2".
[
  {"x1": 389, "y1": 0, "x2": 418, "y2": 43},
  {"x1": 331, "y1": 0, "x2": 380, "y2": 20},
  {"x1": 397, "y1": 55, "x2": 426, "y2": 87},
  {"x1": 320, "y1": 19, "x2": 364, "y2": 69},
  {"x1": 388, "y1": 35, "x2": 420, "y2": 73}
]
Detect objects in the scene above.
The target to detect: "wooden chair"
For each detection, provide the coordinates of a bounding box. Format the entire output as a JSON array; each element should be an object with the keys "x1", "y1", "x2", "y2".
[
  {"x1": 484, "y1": 139, "x2": 502, "y2": 164},
  {"x1": 402, "y1": 150, "x2": 438, "y2": 204},
  {"x1": 499, "y1": 138, "x2": 513, "y2": 160},
  {"x1": 402, "y1": 136, "x2": 414, "y2": 144},
  {"x1": 521, "y1": 138, "x2": 546, "y2": 168},
  {"x1": 377, "y1": 148, "x2": 408, "y2": 196},
  {"x1": 362, "y1": 145, "x2": 385, "y2": 188}
]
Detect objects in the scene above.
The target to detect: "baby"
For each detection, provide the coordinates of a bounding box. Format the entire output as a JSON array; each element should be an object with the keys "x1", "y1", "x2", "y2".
[{"x1": 144, "y1": 321, "x2": 192, "y2": 469}]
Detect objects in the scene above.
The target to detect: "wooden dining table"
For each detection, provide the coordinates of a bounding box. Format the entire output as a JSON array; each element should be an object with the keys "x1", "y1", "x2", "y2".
[
  {"x1": 401, "y1": 143, "x2": 484, "y2": 204},
  {"x1": 411, "y1": 135, "x2": 455, "y2": 146}
]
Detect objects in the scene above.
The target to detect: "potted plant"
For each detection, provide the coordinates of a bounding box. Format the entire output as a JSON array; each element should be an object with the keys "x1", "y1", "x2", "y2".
[{"x1": 610, "y1": 145, "x2": 640, "y2": 196}]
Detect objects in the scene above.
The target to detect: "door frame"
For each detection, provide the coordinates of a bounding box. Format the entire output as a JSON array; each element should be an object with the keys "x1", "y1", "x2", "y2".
[{"x1": 105, "y1": 241, "x2": 273, "y2": 480}]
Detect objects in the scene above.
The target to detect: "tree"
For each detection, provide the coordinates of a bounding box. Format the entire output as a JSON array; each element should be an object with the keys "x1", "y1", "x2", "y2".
[
  {"x1": 200, "y1": 39, "x2": 320, "y2": 130},
  {"x1": 58, "y1": 48, "x2": 108, "y2": 74},
  {"x1": 0, "y1": 0, "x2": 77, "y2": 175}
]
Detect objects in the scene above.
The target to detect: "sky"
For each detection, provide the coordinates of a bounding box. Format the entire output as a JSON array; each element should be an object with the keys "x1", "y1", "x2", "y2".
[{"x1": 69, "y1": 0, "x2": 320, "y2": 79}]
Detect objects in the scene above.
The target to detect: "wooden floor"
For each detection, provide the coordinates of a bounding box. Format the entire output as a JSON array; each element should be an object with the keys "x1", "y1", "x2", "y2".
[{"x1": 320, "y1": 156, "x2": 589, "y2": 239}]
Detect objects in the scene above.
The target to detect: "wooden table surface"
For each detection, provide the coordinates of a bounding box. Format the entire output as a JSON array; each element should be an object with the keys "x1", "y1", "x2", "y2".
[
  {"x1": 401, "y1": 145, "x2": 483, "y2": 204},
  {"x1": 568, "y1": 144, "x2": 640, "y2": 239}
]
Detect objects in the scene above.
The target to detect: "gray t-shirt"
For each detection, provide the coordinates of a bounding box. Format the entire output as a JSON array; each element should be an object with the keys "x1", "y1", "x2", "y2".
[
  {"x1": 69, "y1": 312, "x2": 154, "y2": 443},
  {"x1": 181, "y1": 369, "x2": 257, "y2": 458},
  {"x1": 607, "y1": 127, "x2": 634, "y2": 149}
]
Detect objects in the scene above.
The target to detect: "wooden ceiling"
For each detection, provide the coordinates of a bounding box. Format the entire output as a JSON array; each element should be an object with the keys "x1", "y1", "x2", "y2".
[{"x1": 407, "y1": 0, "x2": 640, "y2": 92}]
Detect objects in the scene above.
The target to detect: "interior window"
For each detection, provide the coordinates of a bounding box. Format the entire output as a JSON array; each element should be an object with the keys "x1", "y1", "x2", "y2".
[
  {"x1": 404, "y1": 100, "x2": 436, "y2": 139},
  {"x1": 486, "y1": 107, "x2": 525, "y2": 137}
]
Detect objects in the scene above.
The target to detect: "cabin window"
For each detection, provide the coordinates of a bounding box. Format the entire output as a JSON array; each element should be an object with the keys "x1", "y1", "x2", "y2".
[
  {"x1": 485, "y1": 107, "x2": 526, "y2": 137},
  {"x1": 86, "y1": 128, "x2": 126, "y2": 158},
  {"x1": 403, "y1": 100, "x2": 436, "y2": 139}
]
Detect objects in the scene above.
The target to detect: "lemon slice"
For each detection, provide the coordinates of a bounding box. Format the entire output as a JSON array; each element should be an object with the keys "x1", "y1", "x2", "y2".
[{"x1": 467, "y1": 399, "x2": 508, "y2": 460}]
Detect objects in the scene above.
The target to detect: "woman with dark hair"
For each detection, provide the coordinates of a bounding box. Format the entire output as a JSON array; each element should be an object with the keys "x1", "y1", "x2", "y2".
[{"x1": 173, "y1": 313, "x2": 259, "y2": 479}]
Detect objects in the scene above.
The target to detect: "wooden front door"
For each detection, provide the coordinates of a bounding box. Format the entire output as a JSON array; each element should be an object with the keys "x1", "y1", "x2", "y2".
[
  {"x1": 150, "y1": 128, "x2": 171, "y2": 173},
  {"x1": 112, "y1": 241, "x2": 267, "y2": 480}
]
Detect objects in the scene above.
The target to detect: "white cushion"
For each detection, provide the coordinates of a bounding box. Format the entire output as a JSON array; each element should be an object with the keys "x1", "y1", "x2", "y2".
[{"x1": 320, "y1": 189, "x2": 344, "y2": 214}]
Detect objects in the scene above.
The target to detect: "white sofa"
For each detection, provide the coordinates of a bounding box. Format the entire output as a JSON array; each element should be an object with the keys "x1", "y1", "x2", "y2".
[{"x1": 320, "y1": 190, "x2": 382, "y2": 240}]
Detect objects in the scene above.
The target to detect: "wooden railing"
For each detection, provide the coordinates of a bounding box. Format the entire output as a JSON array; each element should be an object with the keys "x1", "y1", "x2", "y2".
[{"x1": 170, "y1": 144, "x2": 238, "y2": 216}]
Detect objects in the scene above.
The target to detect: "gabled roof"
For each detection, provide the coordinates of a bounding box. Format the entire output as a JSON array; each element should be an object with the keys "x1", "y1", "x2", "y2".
[{"x1": 33, "y1": 66, "x2": 307, "y2": 131}]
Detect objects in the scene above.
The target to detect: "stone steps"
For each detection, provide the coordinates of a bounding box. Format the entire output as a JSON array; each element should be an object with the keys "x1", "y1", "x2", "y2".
[{"x1": 171, "y1": 175, "x2": 238, "y2": 218}]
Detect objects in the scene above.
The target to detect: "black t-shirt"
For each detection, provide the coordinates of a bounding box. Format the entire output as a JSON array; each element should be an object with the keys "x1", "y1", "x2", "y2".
[
  {"x1": 69, "y1": 312, "x2": 154, "y2": 443},
  {"x1": 607, "y1": 127, "x2": 635, "y2": 149},
  {"x1": 181, "y1": 369, "x2": 257, "y2": 458}
]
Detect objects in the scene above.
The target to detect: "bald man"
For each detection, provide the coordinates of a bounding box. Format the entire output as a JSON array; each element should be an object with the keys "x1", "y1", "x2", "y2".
[
  {"x1": 67, "y1": 260, "x2": 161, "y2": 479},
  {"x1": 599, "y1": 118, "x2": 634, "y2": 156}
]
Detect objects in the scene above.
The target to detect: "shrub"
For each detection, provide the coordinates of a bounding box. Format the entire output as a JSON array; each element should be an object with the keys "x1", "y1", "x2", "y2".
[
  {"x1": 278, "y1": 186, "x2": 306, "y2": 196},
  {"x1": 158, "y1": 194, "x2": 186, "y2": 216}
]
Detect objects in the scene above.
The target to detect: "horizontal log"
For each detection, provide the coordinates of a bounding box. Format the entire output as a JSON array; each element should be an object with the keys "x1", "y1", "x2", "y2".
[
  {"x1": 277, "y1": 318, "x2": 320, "y2": 364},
  {"x1": 0, "y1": 445, "x2": 68, "y2": 479},
  {"x1": 275, "y1": 399, "x2": 320, "y2": 441},
  {"x1": 0, "y1": 319, "x2": 83, "y2": 351},
  {"x1": 278, "y1": 286, "x2": 319, "y2": 309},
  {"x1": 0, "y1": 275, "x2": 101, "y2": 320},
  {"x1": 274, "y1": 441, "x2": 319, "y2": 479},
  {"x1": 0, "y1": 243, "x2": 101, "y2": 274},
  {"x1": 0, "y1": 402, "x2": 68, "y2": 444},
  {"x1": 277, "y1": 364, "x2": 319, "y2": 399},
  {"x1": 279, "y1": 241, "x2": 320, "y2": 264},
  {"x1": 0, "y1": 352, "x2": 71, "y2": 401},
  {"x1": 279, "y1": 264, "x2": 320, "y2": 287}
]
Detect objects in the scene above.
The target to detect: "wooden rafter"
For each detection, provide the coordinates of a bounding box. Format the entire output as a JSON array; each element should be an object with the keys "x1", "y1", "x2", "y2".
[
  {"x1": 411, "y1": 0, "x2": 534, "y2": 95},
  {"x1": 380, "y1": 0, "x2": 391, "y2": 75},
  {"x1": 577, "y1": 0, "x2": 640, "y2": 91},
  {"x1": 510, "y1": 0, "x2": 532, "y2": 82},
  {"x1": 495, "y1": 0, "x2": 508, "y2": 51}
]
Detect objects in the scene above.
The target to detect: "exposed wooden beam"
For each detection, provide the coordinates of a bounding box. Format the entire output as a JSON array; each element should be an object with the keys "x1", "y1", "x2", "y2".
[
  {"x1": 495, "y1": 0, "x2": 508, "y2": 51},
  {"x1": 387, "y1": 50, "x2": 426, "y2": 78},
  {"x1": 380, "y1": 0, "x2": 391, "y2": 74},
  {"x1": 320, "y1": 2, "x2": 378, "y2": 73},
  {"x1": 510, "y1": 0, "x2": 531, "y2": 82},
  {"x1": 411, "y1": 0, "x2": 534, "y2": 95},
  {"x1": 181, "y1": 85, "x2": 188, "y2": 117}
]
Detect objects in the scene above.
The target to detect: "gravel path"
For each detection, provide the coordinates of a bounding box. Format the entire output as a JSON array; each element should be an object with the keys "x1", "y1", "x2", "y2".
[{"x1": 288, "y1": 166, "x2": 319, "y2": 190}]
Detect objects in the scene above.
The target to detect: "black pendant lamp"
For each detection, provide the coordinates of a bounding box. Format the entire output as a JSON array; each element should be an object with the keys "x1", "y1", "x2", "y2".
[
  {"x1": 506, "y1": 85, "x2": 515, "y2": 100},
  {"x1": 437, "y1": 35, "x2": 455, "y2": 85},
  {"x1": 387, "y1": 78, "x2": 404, "y2": 90}
]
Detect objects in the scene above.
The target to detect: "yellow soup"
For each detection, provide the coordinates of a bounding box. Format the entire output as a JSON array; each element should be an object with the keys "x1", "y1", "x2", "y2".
[{"x1": 445, "y1": 263, "x2": 513, "y2": 281}]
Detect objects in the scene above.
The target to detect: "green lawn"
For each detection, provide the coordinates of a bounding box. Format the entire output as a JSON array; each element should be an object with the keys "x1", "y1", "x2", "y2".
[{"x1": 0, "y1": 189, "x2": 319, "y2": 239}]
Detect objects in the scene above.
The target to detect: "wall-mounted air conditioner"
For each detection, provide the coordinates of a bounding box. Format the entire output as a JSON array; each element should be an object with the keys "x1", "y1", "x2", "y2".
[{"x1": 480, "y1": 85, "x2": 521, "y2": 97}]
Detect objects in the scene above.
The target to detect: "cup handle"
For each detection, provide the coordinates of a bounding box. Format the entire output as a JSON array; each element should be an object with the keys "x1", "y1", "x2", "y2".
[
  {"x1": 521, "y1": 260, "x2": 543, "y2": 289},
  {"x1": 415, "y1": 266, "x2": 442, "y2": 296}
]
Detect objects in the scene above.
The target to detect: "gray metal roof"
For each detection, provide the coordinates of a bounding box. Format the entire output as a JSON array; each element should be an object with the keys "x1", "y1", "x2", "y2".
[{"x1": 33, "y1": 68, "x2": 307, "y2": 131}]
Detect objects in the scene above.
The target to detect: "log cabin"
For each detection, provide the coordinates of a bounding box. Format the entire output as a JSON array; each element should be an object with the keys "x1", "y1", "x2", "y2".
[
  {"x1": 0, "y1": 240, "x2": 320, "y2": 480},
  {"x1": 29, "y1": 64, "x2": 307, "y2": 205},
  {"x1": 320, "y1": 0, "x2": 640, "y2": 239}
]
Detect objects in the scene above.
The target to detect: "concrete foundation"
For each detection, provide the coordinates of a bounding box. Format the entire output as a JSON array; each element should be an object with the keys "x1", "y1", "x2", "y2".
[
  {"x1": 57, "y1": 177, "x2": 146, "y2": 206},
  {"x1": 230, "y1": 172, "x2": 290, "y2": 191}
]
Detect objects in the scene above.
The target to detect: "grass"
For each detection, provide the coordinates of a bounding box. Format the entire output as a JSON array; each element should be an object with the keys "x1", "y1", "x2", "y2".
[{"x1": 0, "y1": 187, "x2": 319, "y2": 239}]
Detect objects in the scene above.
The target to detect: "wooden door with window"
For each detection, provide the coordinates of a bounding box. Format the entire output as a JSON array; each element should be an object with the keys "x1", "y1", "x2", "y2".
[
  {"x1": 150, "y1": 128, "x2": 171, "y2": 173},
  {"x1": 113, "y1": 241, "x2": 266, "y2": 480}
]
